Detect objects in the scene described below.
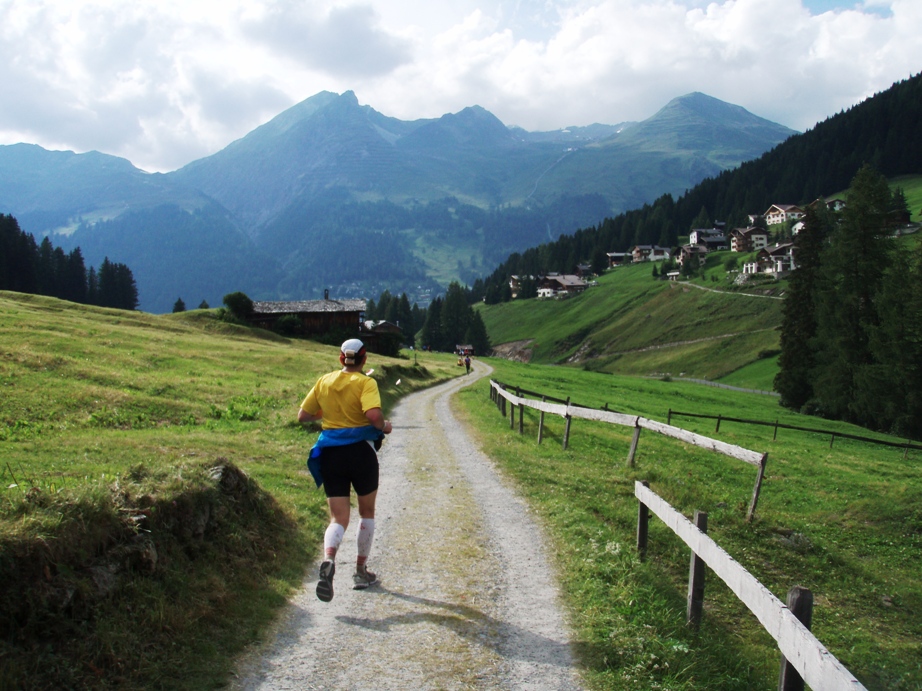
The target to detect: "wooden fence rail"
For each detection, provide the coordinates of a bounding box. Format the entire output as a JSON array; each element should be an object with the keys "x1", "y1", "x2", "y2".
[
  {"x1": 490, "y1": 379, "x2": 769, "y2": 522},
  {"x1": 635, "y1": 482, "x2": 867, "y2": 691},
  {"x1": 668, "y1": 409, "x2": 922, "y2": 456}
]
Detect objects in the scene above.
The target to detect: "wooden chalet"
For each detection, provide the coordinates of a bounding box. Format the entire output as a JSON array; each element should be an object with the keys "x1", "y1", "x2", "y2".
[
  {"x1": 508, "y1": 275, "x2": 536, "y2": 299},
  {"x1": 677, "y1": 244, "x2": 708, "y2": 267},
  {"x1": 248, "y1": 296, "x2": 366, "y2": 335},
  {"x1": 537, "y1": 273, "x2": 588, "y2": 297},
  {"x1": 361, "y1": 319, "x2": 404, "y2": 356},
  {"x1": 730, "y1": 227, "x2": 769, "y2": 253},
  {"x1": 630, "y1": 245, "x2": 671, "y2": 262},
  {"x1": 742, "y1": 243, "x2": 797, "y2": 276},
  {"x1": 763, "y1": 204, "x2": 805, "y2": 226},
  {"x1": 606, "y1": 252, "x2": 629, "y2": 268}
]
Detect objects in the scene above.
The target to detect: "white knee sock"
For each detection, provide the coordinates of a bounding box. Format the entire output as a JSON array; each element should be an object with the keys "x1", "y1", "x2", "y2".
[
  {"x1": 356, "y1": 518, "x2": 375, "y2": 566},
  {"x1": 324, "y1": 522, "x2": 345, "y2": 561}
]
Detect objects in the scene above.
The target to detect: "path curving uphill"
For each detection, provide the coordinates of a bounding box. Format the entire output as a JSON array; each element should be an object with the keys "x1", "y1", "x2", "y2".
[{"x1": 231, "y1": 361, "x2": 583, "y2": 690}]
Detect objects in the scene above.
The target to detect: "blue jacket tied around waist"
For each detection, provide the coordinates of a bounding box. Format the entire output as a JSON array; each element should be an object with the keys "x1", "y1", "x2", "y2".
[{"x1": 307, "y1": 426, "x2": 385, "y2": 488}]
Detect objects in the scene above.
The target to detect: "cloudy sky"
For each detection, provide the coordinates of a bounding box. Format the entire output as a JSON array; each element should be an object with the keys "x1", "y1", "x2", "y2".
[{"x1": 1, "y1": 0, "x2": 918, "y2": 173}]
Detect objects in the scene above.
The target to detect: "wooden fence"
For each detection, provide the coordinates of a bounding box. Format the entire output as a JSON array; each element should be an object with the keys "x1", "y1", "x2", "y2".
[
  {"x1": 668, "y1": 409, "x2": 922, "y2": 457},
  {"x1": 635, "y1": 481, "x2": 867, "y2": 691},
  {"x1": 490, "y1": 380, "x2": 769, "y2": 522}
]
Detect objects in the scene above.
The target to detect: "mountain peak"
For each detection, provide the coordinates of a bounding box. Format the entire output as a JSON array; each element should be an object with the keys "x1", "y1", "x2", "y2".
[
  {"x1": 610, "y1": 91, "x2": 797, "y2": 162},
  {"x1": 400, "y1": 104, "x2": 515, "y2": 150},
  {"x1": 652, "y1": 92, "x2": 797, "y2": 133}
]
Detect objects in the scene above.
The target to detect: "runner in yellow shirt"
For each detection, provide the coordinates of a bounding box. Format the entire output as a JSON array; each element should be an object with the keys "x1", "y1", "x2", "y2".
[{"x1": 298, "y1": 338, "x2": 392, "y2": 602}]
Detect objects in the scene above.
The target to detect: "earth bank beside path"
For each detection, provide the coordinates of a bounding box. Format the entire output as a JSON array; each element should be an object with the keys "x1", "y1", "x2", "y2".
[{"x1": 230, "y1": 361, "x2": 582, "y2": 690}]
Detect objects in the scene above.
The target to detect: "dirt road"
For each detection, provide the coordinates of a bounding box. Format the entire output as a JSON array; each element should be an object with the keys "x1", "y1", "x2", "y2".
[{"x1": 231, "y1": 361, "x2": 582, "y2": 690}]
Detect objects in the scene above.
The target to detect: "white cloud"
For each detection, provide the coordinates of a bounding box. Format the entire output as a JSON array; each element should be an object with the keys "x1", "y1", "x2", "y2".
[
  {"x1": 0, "y1": 0, "x2": 917, "y2": 172},
  {"x1": 242, "y1": 2, "x2": 414, "y2": 77}
]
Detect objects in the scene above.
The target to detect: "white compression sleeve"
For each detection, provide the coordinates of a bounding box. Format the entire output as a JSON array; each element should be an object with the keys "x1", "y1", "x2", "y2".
[{"x1": 356, "y1": 518, "x2": 375, "y2": 559}]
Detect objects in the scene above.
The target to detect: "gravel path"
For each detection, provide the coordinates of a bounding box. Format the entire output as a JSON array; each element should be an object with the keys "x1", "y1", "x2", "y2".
[{"x1": 230, "y1": 361, "x2": 583, "y2": 690}]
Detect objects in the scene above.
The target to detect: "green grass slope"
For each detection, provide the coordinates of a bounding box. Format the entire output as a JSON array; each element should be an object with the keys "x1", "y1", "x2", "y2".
[
  {"x1": 481, "y1": 261, "x2": 784, "y2": 382},
  {"x1": 0, "y1": 292, "x2": 461, "y2": 689},
  {"x1": 455, "y1": 359, "x2": 922, "y2": 690}
]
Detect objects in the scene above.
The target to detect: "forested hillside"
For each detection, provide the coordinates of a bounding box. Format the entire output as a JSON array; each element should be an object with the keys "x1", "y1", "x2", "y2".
[
  {"x1": 474, "y1": 72, "x2": 922, "y2": 299},
  {"x1": 775, "y1": 165, "x2": 922, "y2": 438}
]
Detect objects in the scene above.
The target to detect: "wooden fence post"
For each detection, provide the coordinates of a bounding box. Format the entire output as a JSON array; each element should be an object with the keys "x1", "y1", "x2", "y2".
[
  {"x1": 778, "y1": 586, "x2": 814, "y2": 691},
  {"x1": 515, "y1": 387, "x2": 525, "y2": 434},
  {"x1": 667, "y1": 408, "x2": 672, "y2": 425},
  {"x1": 501, "y1": 393, "x2": 507, "y2": 418},
  {"x1": 686, "y1": 510, "x2": 708, "y2": 630},
  {"x1": 562, "y1": 397, "x2": 572, "y2": 450},
  {"x1": 773, "y1": 420, "x2": 779, "y2": 441},
  {"x1": 715, "y1": 414, "x2": 722, "y2": 433},
  {"x1": 747, "y1": 453, "x2": 769, "y2": 523},
  {"x1": 636, "y1": 480, "x2": 650, "y2": 561},
  {"x1": 627, "y1": 423, "x2": 642, "y2": 468},
  {"x1": 510, "y1": 399, "x2": 516, "y2": 429},
  {"x1": 830, "y1": 433, "x2": 835, "y2": 448},
  {"x1": 538, "y1": 396, "x2": 546, "y2": 445}
]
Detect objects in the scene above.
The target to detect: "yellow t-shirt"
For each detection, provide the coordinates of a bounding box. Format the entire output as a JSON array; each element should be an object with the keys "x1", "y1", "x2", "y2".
[{"x1": 300, "y1": 370, "x2": 381, "y2": 429}]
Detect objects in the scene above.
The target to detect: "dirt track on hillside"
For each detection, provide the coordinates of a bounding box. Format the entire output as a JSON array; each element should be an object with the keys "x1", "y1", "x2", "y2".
[{"x1": 229, "y1": 361, "x2": 582, "y2": 690}]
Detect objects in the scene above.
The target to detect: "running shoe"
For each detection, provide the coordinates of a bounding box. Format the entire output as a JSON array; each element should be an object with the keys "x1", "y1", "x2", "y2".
[
  {"x1": 352, "y1": 564, "x2": 378, "y2": 590},
  {"x1": 316, "y1": 560, "x2": 335, "y2": 602}
]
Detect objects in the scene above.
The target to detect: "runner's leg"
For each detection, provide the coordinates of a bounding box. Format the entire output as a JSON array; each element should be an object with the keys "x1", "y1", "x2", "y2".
[
  {"x1": 325, "y1": 498, "x2": 350, "y2": 560},
  {"x1": 356, "y1": 490, "x2": 377, "y2": 566}
]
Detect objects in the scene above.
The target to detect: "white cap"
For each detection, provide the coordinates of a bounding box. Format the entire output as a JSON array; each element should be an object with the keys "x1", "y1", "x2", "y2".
[
  {"x1": 341, "y1": 338, "x2": 365, "y2": 355},
  {"x1": 340, "y1": 338, "x2": 366, "y2": 365}
]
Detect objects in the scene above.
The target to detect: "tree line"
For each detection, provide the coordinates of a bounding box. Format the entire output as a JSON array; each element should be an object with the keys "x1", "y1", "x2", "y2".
[
  {"x1": 0, "y1": 214, "x2": 139, "y2": 310},
  {"x1": 775, "y1": 164, "x2": 922, "y2": 439},
  {"x1": 367, "y1": 284, "x2": 491, "y2": 356},
  {"x1": 472, "y1": 72, "x2": 922, "y2": 303}
]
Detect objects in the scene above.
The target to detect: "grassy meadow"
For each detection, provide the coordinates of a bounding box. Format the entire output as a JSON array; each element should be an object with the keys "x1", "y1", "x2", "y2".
[
  {"x1": 3, "y1": 257, "x2": 922, "y2": 690},
  {"x1": 480, "y1": 261, "x2": 784, "y2": 381},
  {"x1": 454, "y1": 359, "x2": 922, "y2": 690},
  {"x1": 0, "y1": 291, "x2": 462, "y2": 690}
]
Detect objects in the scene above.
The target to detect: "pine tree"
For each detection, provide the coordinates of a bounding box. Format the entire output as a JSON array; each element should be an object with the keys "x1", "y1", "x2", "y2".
[
  {"x1": 421, "y1": 297, "x2": 443, "y2": 350},
  {"x1": 173, "y1": 298, "x2": 186, "y2": 313},
  {"x1": 86, "y1": 267, "x2": 99, "y2": 305},
  {"x1": 863, "y1": 245, "x2": 922, "y2": 436},
  {"x1": 64, "y1": 248, "x2": 88, "y2": 304},
  {"x1": 411, "y1": 303, "x2": 425, "y2": 335},
  {"x1": 37, "y1": 237, "x2": 55, "y2": 296},
  {"x1": 376, "y1": 290, "x2": 393, "y2": 321},
  {"x1": 396, "y1": 293, "x2": 415, "y2": 344},
  {"x1": 365, "y1": 298, "x2": 378, "y2": 321},
  {"x1": 590, "y1": 247, "x2": 608, "y2": 275},
  {"x1": 774, "y1": 205, "x2": 830, "y2": 409},
  {"x1": 463, "y1": 310, "x2": 491, "y2": 356},
  {"x1": 223, "y1": 291, "x2": 253, "y2": 320},
  {"x1": 811, "y1": 164, "x2": 894, "y2": 424},
  {"x1": 441, "y1": 282, "x2": 471, "y2": 349},
  {"x1": 690, "y1": 206, "x2": 710, "y2": 231},
  {"x1": 97, "y1": 260, "x2": 139, "y2": 310},
  {"x1": 889, "y1": 186, "x2": 911, "y2": 225},
  {"x1": 0, "y1": 215, "x2": 37, "y2": 293}
]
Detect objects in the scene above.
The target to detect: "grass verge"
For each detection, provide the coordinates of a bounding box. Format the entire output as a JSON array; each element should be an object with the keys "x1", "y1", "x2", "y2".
[
  {"x1": 455, "y1": 358, "x2": 922, "y2": 690},
  {"x1": 0, "y1": 291, "x2": 461, "y2": 689}
]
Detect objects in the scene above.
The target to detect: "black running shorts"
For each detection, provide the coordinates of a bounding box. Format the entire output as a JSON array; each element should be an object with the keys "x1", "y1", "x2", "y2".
[{"x1": 319, "y1": 441, "x2": 379, "y2": 498}]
